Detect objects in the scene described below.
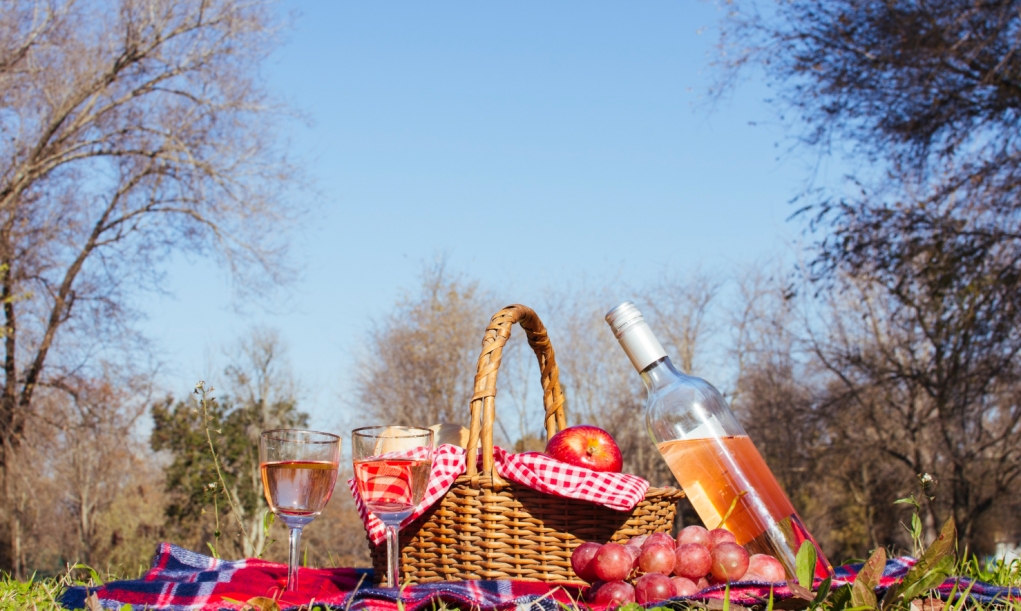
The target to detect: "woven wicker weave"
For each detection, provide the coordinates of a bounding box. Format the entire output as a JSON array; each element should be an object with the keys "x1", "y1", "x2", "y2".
[{"x1": 368, "y1": 304, "x2": 685, "y2": 584}]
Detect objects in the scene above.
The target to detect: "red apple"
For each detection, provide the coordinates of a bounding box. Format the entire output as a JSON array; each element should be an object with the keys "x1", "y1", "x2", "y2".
[{"x1": 544, "y1": 425, "x2": 623, "y2": 472}]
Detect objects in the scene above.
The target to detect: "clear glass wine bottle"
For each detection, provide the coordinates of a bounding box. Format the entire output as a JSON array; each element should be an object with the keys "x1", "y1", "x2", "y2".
[{"x1": 605, "y1": 301, "x2": 832, "y2": 581}]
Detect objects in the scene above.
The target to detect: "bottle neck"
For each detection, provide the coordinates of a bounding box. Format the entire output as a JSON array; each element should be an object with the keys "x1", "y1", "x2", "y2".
[{"x1": 639, "y1": 356, "x2": 684, "y2": 392}]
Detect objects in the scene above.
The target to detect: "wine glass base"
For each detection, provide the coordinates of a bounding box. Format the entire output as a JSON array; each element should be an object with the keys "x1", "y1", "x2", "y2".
[
  {"x1": 377, "y1": 512, "x2": 412, "y2": 526},
  {"x1": 277, "y1": 514, "x2": 315, "y2": 529}
]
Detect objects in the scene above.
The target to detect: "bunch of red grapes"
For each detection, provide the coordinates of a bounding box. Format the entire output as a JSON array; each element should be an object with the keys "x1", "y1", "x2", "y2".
[{"x1": 570, "y1": 525, "x2": 787, "y2": 607}]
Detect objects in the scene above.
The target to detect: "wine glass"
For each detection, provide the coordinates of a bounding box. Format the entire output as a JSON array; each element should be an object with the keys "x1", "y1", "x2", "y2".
[
  {"x1": 259, "y1": 429, "x2": 342, "y2": 591},
  {"x1": 351, "y1": 426, "x2": 434, "y2": 588}
]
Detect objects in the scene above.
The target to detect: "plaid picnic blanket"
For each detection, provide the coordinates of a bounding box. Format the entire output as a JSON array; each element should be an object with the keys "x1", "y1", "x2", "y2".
[
  {"x1": 59, "y1": 543, "x2": 579, "y2": 611},
  {"x1": 351, "y1": 444, "x2": 650, "y2": 545},
  {"x1": 59, "y1": 542, "x2": 1021, "y2": 610}
]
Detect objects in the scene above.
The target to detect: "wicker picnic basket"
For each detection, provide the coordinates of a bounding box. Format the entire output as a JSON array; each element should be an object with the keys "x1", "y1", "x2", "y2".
[{"x1": 368, "y1": 304, "x2": 685, "y2": 585}]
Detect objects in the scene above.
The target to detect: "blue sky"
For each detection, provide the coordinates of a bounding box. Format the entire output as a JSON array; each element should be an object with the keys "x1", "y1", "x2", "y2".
[{"x1": 140, "y1": 2, "x2": 838, "y2": 428}]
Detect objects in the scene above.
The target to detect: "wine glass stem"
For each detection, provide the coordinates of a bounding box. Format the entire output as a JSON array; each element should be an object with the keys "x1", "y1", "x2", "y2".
[
  {"x1": 385, "y1": 521, "x2": 400, "y2": 588},
  {"x1": 287, "y1": 526, "x2": 303, "y2": 591}
]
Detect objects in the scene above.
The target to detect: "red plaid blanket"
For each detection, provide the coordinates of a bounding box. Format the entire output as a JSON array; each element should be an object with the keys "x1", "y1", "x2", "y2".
[
  {"x1": 59, "y1": 543, "x2": 581, "y2": 611},
  {"x1": 59, "y1": 543, "x2": 1021, "y2": 610},
  {"x1": 350, "y1": 444, "x2": 650, "y2": 545}
]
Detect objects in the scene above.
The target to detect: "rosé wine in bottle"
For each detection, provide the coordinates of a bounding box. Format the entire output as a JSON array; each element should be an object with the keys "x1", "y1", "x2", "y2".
[{"x1": 606, "y1": 301, "x2": 831, "y2": 581}]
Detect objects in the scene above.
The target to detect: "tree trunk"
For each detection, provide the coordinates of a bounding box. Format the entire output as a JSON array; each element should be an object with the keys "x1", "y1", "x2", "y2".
[
  {"x1": 79, "y1": 491, "x2": 92, "y2": 565},
  {"x1": 12, "y1": 508, "x2": 21, "y2": 581}
]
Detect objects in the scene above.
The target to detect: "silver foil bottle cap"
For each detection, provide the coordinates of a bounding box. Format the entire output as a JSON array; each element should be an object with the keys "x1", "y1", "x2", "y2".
[{"x1": 605, "y1": 301, "x2": 668, "y2": 371}]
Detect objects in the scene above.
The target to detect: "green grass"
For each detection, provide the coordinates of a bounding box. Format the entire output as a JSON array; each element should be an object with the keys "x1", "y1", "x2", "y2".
[
  {"x1": 0, "y1": 564, "x2": 129, "y2": 611},
  {"x1": 0, "y1": 572, "x2": 68, "y2": 610},
  {"x1": 961, "y1": 556, "x2": 1021, "y2": 588}
]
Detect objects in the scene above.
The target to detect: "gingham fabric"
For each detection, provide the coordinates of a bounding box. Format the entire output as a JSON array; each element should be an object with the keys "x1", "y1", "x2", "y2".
[
  {"x1": 58, "y1": 543, "x2": 1021, "y2": 610},
  {"x1": 491, "y1": 447, "x2": 649, "y2": 510},
  {"x1": 350, "y1": 444, "x2": 467, "y2": 546},
  {"x1": 349, "y1": 444, "x2": 650, "y2": 545}
]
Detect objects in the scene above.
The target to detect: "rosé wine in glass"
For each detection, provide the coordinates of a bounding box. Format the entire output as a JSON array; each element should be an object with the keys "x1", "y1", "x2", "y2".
[
  {"x1": 261, "y1": 460, "x2": 338, "y2": 516},
  {"x1": 259, "y1": 430, "x2": 341, "y2": 592},
  {"x1": 352, "y1": 426, "x2": 434, "y2": 588}
]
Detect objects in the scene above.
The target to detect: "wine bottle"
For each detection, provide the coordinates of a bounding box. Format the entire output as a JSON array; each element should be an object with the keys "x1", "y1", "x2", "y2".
[{"x1": 605, "y1": 301, "x2": 832, "y2": 580}]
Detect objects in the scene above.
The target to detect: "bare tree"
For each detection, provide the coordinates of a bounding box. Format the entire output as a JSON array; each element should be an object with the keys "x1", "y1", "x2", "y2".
[
  {"x1": 354, "y1": 263, "x2": 494, "y2": 428},
  {"x1": 643, "y1": 272, "x2": 722, "y2": 376},
  {"x1": 225, "y1": 328, "x2": 299, "y2": 431},
  {"x1": 0, "y1": 0, "x2": 298, "y2": 572},
  {"x1": 222, "y1": 328, "x2": 303, "y2": 558},
  {"x1": 716, "y1": 0, "x2": 1021, "y2": 555},
  {"x1": 354, "y1": 262, "x2": 587, "y2": 456},
  {"x1": 0, "y1": 368, "x2": 164, "y2": 575},
  {"x1": 152, "y1": 329, "x2": 306, "y2": 560},
  {"x1": 718, "y1": 0, "x2": 1021, "y2": 177},
  {"x1": 808, "y1": 270, "x2": 1021, "y2": 552},
  {"x1": 48, "y1": 377, "x2": 149, "y2": 566}
]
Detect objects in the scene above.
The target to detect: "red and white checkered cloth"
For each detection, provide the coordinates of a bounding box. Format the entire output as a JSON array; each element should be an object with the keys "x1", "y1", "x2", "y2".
[{"x1": 349, "y1": 444, "x2": 650, "y2": 545}]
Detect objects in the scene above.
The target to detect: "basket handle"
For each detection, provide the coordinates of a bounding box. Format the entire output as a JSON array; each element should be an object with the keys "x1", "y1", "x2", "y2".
[{"x1": 465, "y1": 304, "x2": 567, "y2": 477}]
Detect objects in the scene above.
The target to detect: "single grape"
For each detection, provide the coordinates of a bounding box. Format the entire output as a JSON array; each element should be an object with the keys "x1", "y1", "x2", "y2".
[
  {"x1": 643, "y1": 532, "x2": 676, "y2": 550},
  {"x1": 696, "y1": 577, "x2": 710, "y2": 592},
  {"x1": 593, "y1": 543, "x2": 632, "y2": 582},
  {"x1": 710, "y1": 542, "x2": 750, "y2": 582},
  {"x1": 590, "y1": 580, "x2": 636, "y2": 607},
  {"x1": 671, "y1": 576, "x2": 699, "y2": 597},
  {"x1": 570, "y1": 541, "x2": 603, "y2": 583},
  {"x1": 638, "y1": 543, "x2": 675, "y2": 575},
  {"x1": 624, "y1": 543, "x2": 642, "y2": 570},
  {"x1": 744, "y1": 553, "x2": 786, "y2": 583},
  {"x1": 635, "y1": 572, "x2": 675, "y2": 605},
  {"x1": 707, "y1": 528, "x2": 737, "y2": 550},
  {"x1": 676, "y1": 525, "x2": 711, "y2": 548},
  {"x1": 628, "y1": 534, "x2": 649, "y2": 548},
  {"x1": 673, "y1": 543, "x2": 712, "y2": 580}
]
